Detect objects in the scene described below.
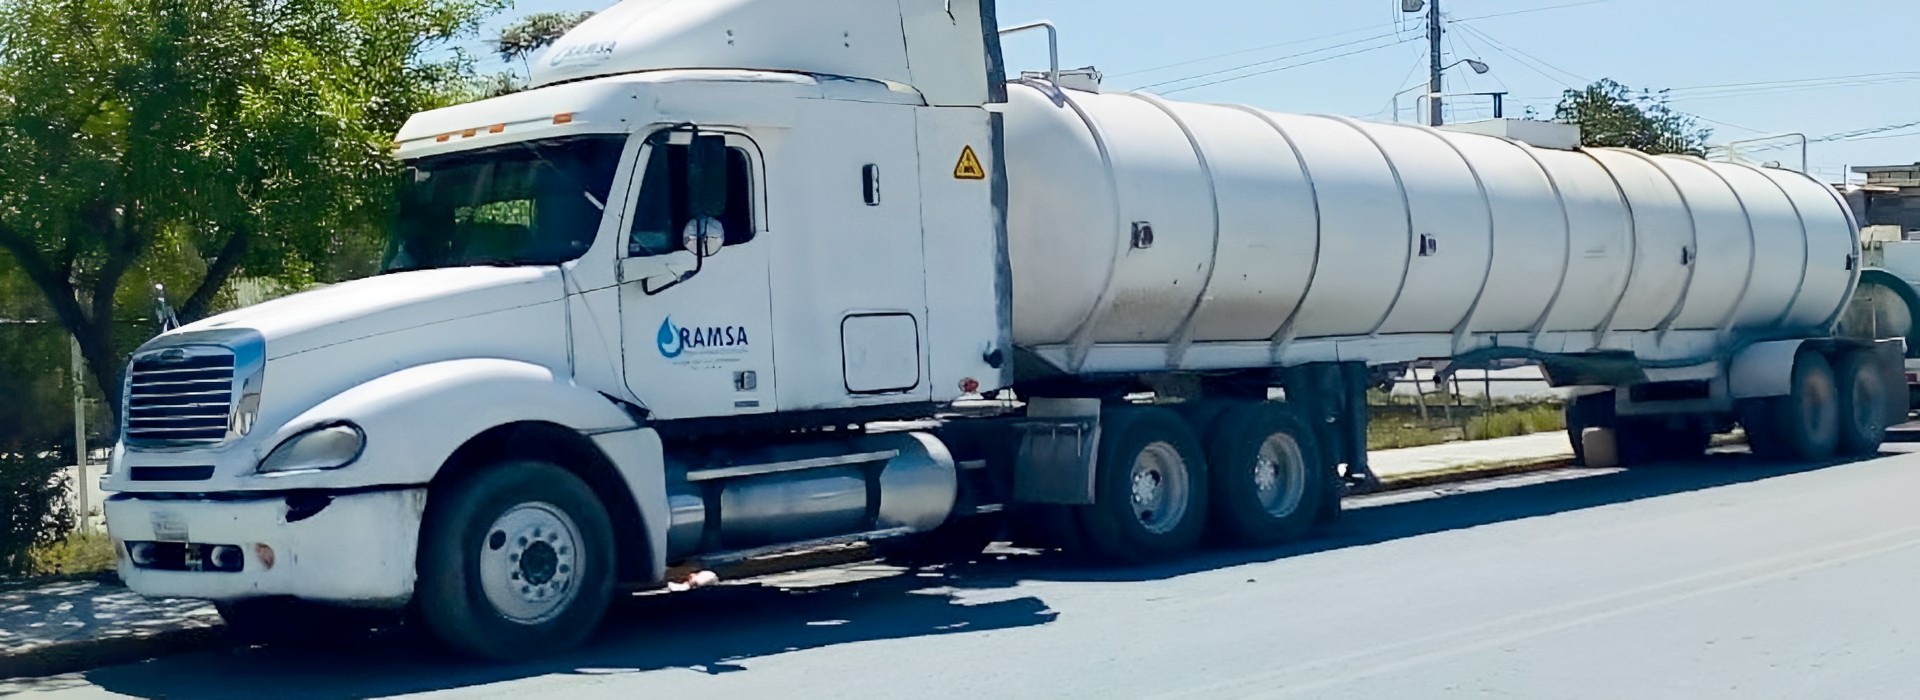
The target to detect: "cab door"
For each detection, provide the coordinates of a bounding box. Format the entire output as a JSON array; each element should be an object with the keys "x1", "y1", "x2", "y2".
[{"x1": 617, "y1": 130, "x2": 776, "y2": 420}]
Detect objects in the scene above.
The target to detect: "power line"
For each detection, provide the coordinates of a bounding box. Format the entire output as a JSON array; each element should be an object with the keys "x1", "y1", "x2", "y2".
[
  {"x1": 1155, "y1": 36, "x2": 1424, "y2": 95},
  {"x1": 1453, "y1": 23, "x2": 1587, "y2": 86},
  {"x1": 1668, "y1": 77, "x2": 1920, "y2": 104},
  {"x1": 1447, "y1": 0, "x2": 1611, "y2": 23},
  {"x1": 1110, "y1": 22, "x2": 1413, "y2": 79},
  {"x1": 1455, "y1": 23, "x2": 1764, "y2": 134},
  {"x1": 1375, "y1": 49, "x2": 1432, "y2": 120},
  {"x1": 1664, "y1": 71, "x2": 1920, "y2": 94},
  {"x1": 1842, "y1": 129, "x2": 1920, "y2": 143},
  {"x1": 1134, "y1": 31, "x2": 1411, "y2": 92}
]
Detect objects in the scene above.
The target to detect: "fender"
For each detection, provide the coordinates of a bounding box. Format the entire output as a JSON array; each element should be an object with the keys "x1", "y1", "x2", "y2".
[
  {"x1": 258, "y1": 358, "x2": 639, "y2": 490},
  {"x1": 1727, "y1": 340, "x2": 1806, "y2": 399}
]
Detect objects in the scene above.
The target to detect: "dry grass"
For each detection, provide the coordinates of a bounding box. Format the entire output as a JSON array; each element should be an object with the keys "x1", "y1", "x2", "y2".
[{"x1": 27, "y1": 530, "x2": 116, "y2": 577}]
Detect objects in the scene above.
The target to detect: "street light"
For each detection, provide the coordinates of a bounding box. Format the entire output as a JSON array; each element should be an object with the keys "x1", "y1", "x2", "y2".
[
  {"x1": 1448, "y1": 58, "x2": 1490, "y2": 75},
  {"x1": 1390, "y1": 59, "x2": 1491, "y2": 123}
]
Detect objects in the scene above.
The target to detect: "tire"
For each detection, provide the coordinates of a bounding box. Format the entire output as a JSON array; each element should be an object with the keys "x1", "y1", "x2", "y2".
[
  {"x1": 1834, "y1": 351, "x2": 1889, "y2": 456},
  {"x1": 1744, "y1": 353, "x2": 1841, "y2": 462},
  {"x1": 216, "y1": 597, "x2": 390, "y2": 646},
  {"x1": 1077, "y1": 406, "x2": 1209, "y2": 563},
  {"x1": 417, "y1": 460, "x2": 617, "y2": 661},
  {"x1": 1202, "y1": 403, "x2": 1326, "y2": 546}
]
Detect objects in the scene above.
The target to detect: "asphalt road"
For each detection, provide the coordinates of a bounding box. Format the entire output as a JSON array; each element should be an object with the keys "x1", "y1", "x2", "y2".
[{"x1": 10, "y1": 437, "x2": 1920, "y2": 699}]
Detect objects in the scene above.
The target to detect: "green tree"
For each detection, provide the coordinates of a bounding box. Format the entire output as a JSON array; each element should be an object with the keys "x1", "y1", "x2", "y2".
[
  {"x1": 488, "y1": 10, "x2": 593, "y2": 95},
  {"x1": 0, "y1": 0, "x2": 503, "y2": 428},
  {"x1": 1555, "y1": 79, "x2": 1711, "y2": 156}
]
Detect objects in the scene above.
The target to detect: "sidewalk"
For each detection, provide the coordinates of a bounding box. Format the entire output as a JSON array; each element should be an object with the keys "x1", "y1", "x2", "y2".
[{"x1": 0, "y1": 431, "x2": 1577, "y2": 679}]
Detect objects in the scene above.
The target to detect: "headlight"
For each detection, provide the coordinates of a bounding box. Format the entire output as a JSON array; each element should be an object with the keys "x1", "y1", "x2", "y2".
[{"x1": 258, "y1": 424, "x2": 365, "y2": 475}]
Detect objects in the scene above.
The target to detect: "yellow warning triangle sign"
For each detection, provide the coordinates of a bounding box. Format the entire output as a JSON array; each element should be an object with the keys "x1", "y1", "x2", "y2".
[{"x1": 953, "y1": 145, "x2": 986, "y2": 180}]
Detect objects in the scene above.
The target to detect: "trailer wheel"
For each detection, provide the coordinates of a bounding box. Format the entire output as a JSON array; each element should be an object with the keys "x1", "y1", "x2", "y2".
[
  {"x1": 1834, "y1": 350, "x2": 1889, "y2": 456},
  {"x1": 417, "y1": 460, "x2": 616, "y2": 661},
  {"x1": 1743, "y1": 353, "x2": 1840, "y2": 462},
  {"x1": 1078, "y1": 406, "x2": 1208, "y2": 562},
  {"x1": 1204, "y1": 403, "x2": 1325, "y2": 546}
]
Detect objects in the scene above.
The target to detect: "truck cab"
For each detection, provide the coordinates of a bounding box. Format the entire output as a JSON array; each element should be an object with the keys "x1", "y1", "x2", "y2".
[{"x1": 103, "y1": 0, "x2": 1017, "y2": 659}]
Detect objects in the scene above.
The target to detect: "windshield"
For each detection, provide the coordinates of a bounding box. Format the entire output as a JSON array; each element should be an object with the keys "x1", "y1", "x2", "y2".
[{"x1": 381, "y1": 136, "x2": 623, "y2": 273}]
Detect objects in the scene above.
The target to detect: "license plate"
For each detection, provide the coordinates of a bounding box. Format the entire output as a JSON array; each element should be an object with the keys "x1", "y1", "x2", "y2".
[{"x1": 151, "y1": 511, "x2": 189, "y2": 543}]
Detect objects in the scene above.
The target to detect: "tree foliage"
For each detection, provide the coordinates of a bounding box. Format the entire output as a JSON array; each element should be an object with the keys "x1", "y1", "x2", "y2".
[
  {"x1": 0, "y1": 0, "x2": 503, "y2": 426},
  {"x1": 487, "y1": 10, "x2": 593, "y2": 95},
  {"x1": 1554, "y1": 79, "x2": 1711, "y2": 156},
  {"x1": 497, "y1": 10, "x2": 593, "y2": 66}
]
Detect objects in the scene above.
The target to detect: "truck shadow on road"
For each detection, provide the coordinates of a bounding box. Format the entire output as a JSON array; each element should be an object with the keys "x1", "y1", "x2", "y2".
[
  {"x1": 1007, "y1": 449, "x2": 1883, "y2": 584},
  {"x1": 63, "y1": 449, "x2": 1880, "y2": 698},
  {"x1": 66, "y1": 572, "x2": 1054, "y2": 699}
]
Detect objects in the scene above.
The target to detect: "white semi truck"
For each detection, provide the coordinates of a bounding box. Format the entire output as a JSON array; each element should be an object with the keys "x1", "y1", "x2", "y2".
[{"x1": 103, "y1": 0, "x2": 1900, "y2": 660}]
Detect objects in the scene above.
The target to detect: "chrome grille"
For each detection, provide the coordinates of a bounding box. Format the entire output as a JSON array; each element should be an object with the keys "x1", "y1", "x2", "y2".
[{"x1": 126, "y1": 347, "x2": 235, "y2": 444}]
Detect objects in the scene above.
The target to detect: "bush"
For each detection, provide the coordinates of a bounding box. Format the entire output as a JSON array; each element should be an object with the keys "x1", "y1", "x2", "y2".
[
  {"x1": 1467, "y1": 404, "x2": 1566, "y2": 441},
  {"x1": 0, "y1": 451, "x2": 74, "y2": 577},
  {"x1": 27, "y1": 529, "x2": 115, "y2": 577}
]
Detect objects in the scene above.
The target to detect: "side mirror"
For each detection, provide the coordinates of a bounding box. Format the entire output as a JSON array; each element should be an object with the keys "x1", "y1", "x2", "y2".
[
  {"x1": 689, "y1": 134, "x2": 727, "y2": 219},
  {"x1": 682, "y1": 216, "x2": 726, "y2": 257}
]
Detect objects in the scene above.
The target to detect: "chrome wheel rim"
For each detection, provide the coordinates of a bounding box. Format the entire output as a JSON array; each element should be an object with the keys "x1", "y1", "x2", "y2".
[
  {"x1": 1254, "y1": 433, "x2": 1309, "y2": 518},
  {"x1": 478, "y1": 502, "x2": 582, "y2": 625},
  {"x1": 1129, "y1": 441, "x2": 1190, "y2": 535}
]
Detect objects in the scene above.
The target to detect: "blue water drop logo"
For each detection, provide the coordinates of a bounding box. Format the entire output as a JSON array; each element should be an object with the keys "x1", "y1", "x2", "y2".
[{"x1": 657, "y1": 317, "x2": 684, "y2": 359}]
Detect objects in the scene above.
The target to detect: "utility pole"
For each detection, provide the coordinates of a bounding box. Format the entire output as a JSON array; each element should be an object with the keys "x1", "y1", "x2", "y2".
[
  {"x1": 70, "y1": 335, "x2": 88, "y2": 532},
  {"x1": 1427, "y1": 0, "x2": 1444, "y2": 126}
]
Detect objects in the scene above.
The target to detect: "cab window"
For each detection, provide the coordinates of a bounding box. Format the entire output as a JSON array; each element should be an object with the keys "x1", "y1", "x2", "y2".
[{"x1": 628, "y1": 143, "x2": 756, "y2": 257}]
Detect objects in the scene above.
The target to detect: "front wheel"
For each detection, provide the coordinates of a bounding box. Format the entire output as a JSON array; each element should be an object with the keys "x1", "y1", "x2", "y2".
[{"x1": 417, "y1": 460, "x2": 617, "y2": 661}]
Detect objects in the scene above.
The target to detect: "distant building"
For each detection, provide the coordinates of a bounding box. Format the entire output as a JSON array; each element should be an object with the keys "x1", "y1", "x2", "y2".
[{"x1": 1853, "y1": 163, "x2": 1920, "y2": 237}]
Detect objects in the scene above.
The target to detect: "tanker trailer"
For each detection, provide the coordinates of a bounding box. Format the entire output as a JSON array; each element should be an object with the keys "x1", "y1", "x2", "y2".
[
  {"x1": 100, "y1": 0, "x2": 1903, "y2": 659},
  {"x1": 999, "y1": 75, "x2": 1897, "y2": 471}
]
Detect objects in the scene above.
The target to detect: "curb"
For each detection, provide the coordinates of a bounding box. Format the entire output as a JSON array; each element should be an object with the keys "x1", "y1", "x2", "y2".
[
  {"x1": 1365, "y1": 455, "x2": 1577, "y2": 493},
  {"x1": 1358, "y1": 431, "x2": 1751, "y2": 494},
  {"x1": 0, "y1": 624, "x2": 224, "y2": 681}
]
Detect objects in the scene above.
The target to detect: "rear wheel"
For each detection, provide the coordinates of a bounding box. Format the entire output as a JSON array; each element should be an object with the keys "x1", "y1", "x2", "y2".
[
  {"x1": 1835, "y1": 351, "x2": 1889, "y2": 456},
  {"x1": 417, "y1": 460, "x2": 616, "y2": 661},
  {"x1": 1077, "y1": 406, "x2": 1208, "y2": 562},
  {"x1": 1743, "y1": 353, "x2": 1841, "y2": 462},
  {"x1": 1203, "y1": 403, "x2": 1325, "y2": 546}
]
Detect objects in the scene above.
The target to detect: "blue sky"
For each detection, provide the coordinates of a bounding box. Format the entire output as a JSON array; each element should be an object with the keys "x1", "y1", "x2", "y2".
[{"x1": 478, "y1": 1, "x2": 1920, "y2": 183}]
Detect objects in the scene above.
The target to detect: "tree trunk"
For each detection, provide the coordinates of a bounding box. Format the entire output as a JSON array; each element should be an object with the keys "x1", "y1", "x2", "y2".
[{"x1": 75, "y1": 317, "x2": 124, "y2": 444}]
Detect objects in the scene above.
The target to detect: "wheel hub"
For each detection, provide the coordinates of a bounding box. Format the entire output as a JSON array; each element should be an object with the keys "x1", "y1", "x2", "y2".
[
  {"x1": 1129, "y1": 442, "x2": 1190, "y2": 535},
  {"x1": 478, "y1": 502, "x2": 581, "y2": 625},
  {"x1": 1255, "y1": 434, "x2": 1308, "y2": 517}
]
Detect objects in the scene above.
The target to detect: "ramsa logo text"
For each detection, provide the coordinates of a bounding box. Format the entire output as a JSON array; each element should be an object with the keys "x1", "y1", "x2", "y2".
[{"x1": 657, "y1": 317, "x2": 749, "y2": 360}]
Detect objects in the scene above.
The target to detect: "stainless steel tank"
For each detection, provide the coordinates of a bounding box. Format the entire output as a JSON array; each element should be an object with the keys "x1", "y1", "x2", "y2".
[{"x1": 1001, "y1": 81, "x2": 1858, "y2": 373}]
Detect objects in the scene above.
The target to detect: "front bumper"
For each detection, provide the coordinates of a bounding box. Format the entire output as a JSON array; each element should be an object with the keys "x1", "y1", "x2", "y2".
[{"x1": 103, "y1": 487, "x2": 427, "y2": 607}]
